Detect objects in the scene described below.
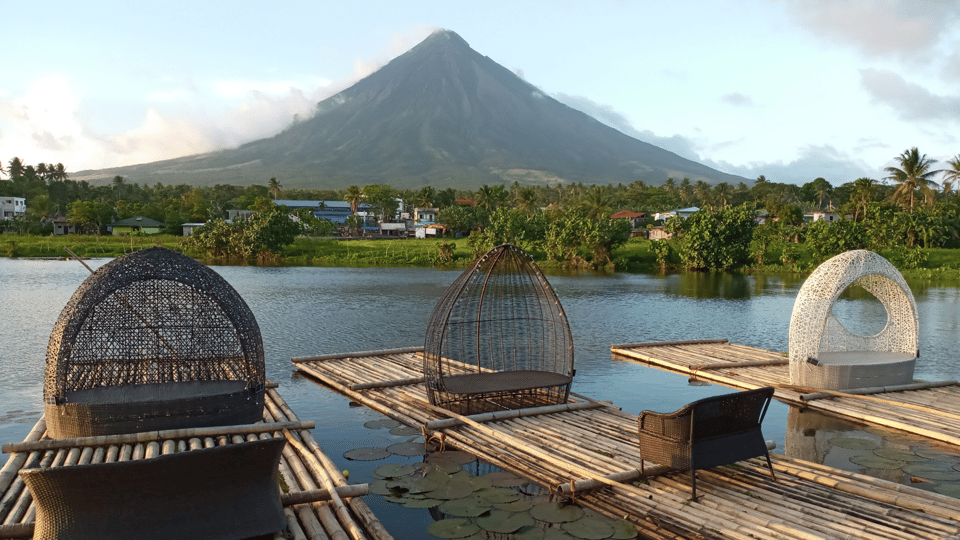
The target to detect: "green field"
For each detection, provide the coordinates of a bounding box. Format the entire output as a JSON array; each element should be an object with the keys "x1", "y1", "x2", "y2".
[{"x1": 5, "y1": 234, "x2": 960, "y2": 282}]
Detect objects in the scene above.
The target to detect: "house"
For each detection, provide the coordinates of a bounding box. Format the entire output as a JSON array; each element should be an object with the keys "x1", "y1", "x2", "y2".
[
  {"x1": 654, "y1": 207, "x2": 699, "y2": 222},
  {"x1": 181, "y1": 222, "x2": 206, "y2": 236},
  {"x1": 414, "y1": 207, "x2": 439, "y2": 225},
  {"x1": 455, "y1": 198, "x2": 476, "y2": 207},
  {"x1": 49, "y1": 215, "x2": 77, "y2": 236},
  {"x1": 108, "y1": 216, "x2": 164, "y2": 235},
  {"x1": 226, "y1": 209, "x2": 254, "y2": 221},
  {"x1": 272, "y1": 200, "x2": 371, "y2": 225},
  {"x1": 610, "y1": 209, "x2": 647, "y2": 230},
  {"x1": 805, "y1": 210, "x2": 840, "y2": 223},
  {"x1": 0, "y1": 197, "x2": 26, "y2": 220},
  {"x1": 647, "y1": 226, "x2": 672, "y2": 240},
  {"x1": 415, "y1": 224, "x2": 448, "y2": 239},
  {"x1": 379, "y1": 222, "x2": 408, "y2": 237}
]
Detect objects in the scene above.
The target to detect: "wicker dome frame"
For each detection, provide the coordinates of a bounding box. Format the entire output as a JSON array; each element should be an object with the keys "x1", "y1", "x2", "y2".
[
  {"x1": 423, "y1": 244, "x2": 574, "y2": 412},
  {"x1": 788, "y1": 249, "x2": 919, "y2": 390},
  {"x1": 44, "y1": 247, "x2": 266, "y2": 438}
]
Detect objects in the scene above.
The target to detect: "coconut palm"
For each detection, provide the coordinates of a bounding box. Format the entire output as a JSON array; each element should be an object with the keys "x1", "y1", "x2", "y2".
[
  {"x1": 885, "y1": 147, "x2": 939, "y2": 211},
  {"x1": 268, "y1": 177, "x2": 283, "y2": 199},
  {"x1": 51, "y1": 162, "x2": 68, "y2": 182},
  {"x1": 7, "y1": 157, "x2": 24, "y2": 180},
  {"x1": 513, "y1": 186, "x2": 538, "y2": 216},
  {"x1": 579, "y1": 186, "x2": 612, "y2": 220},
  {"x1": 943, "y1": 154, "x2": 960, "y2": 195},
  {"x1": 849, "y1": 177, "x2": 877, "y2": 221},
  {"x1": 343, "y1": 185, "x2": 363, "y2": 214}
]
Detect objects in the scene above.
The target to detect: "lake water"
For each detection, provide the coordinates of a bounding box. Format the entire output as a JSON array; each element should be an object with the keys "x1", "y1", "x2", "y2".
[{"x1": 3, "y1": 258, "x2": 960, "y2": 536}]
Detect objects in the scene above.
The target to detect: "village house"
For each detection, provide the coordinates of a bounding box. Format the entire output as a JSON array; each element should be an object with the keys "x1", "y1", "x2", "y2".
[
  {"x1": 0, "y1": 197, "x2": 26, "y2": 220},
  {"x1": 108, "y1": 216, "x2": 164, "y2": 235},
  {"x1": 610, "y1": 209, "x2": 647, "y2": 236}
]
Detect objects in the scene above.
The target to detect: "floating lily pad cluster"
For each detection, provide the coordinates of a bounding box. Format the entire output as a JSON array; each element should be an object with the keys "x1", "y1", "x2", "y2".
[
  {"x1": 829, "y1": 431, "x2": 960, "y2": 497},
  {"x1": 350, "y1": 417, "x2": 639, "y2": 539}
]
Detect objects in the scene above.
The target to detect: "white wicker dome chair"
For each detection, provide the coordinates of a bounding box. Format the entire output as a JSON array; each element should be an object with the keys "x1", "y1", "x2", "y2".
[{"x1": 789, "y1": 250, "x2": 919, "y2": 390}]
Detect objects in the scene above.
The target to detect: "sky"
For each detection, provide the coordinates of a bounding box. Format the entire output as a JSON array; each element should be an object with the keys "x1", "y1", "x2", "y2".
[{"x1": 1, "y1": 0, "x2": 959, "y2": 186}]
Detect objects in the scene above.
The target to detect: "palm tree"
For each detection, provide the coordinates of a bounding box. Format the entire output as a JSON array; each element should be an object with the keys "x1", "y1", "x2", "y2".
[
  {"x1": 112, "y1": 175, "x2": 126, "y2": 201},
  {"x1": 579, "y1": 186, "x2": 611, "y2": 220},
  {"x1": 885, "y1": 147, "x2": 939, "y2": 211},
  {"x1": 7, "y1": 157, "x2": 24, "y2": 180},
  {"x1": 343, "y1": 185, "x2": 363, "y2": 214},
  {"x1": 51, "y1": 163, "x2": 68, "y2": 182},
  {"x1": 849, "y1": 177, "x2": 877, "y2": 221},
  {"x1": 415, "y1": 186, "x2": 436, "y2": 208},
  {"x1": 268, "y1": 177, "x2": 283, "y2": 199},
  {"x1": 943, "y1": 154, "x2": 960, "y2": 196},
  {"x1": 513, "y1": 186, "x2": 538, "y2": 216},
  {"x1": 712, "y1": 183, "x2": 732, "y2": 209}
]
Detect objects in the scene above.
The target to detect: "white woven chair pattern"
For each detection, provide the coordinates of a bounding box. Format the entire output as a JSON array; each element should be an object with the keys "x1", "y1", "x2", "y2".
[{"x1": 789, "y1": 250, "x2": 919, "y2": 388}]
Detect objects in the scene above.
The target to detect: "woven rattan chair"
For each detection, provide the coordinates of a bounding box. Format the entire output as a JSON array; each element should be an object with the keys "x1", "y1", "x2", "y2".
[
  {"x1": 20, "y1": 438, "x2": 286, "y2": 540},
  {"x1": 44, "y1": 247, "x2": 266, "y2": 438},
  {"x1": 789, "y1": 250, "x2": 919, "y2": 390},
  {"x1": 638, "y1": 387, "x2": 776, "y2": 501},
  {"x1": 423, "y1": 244, "x2": 574, "y2": 413}
]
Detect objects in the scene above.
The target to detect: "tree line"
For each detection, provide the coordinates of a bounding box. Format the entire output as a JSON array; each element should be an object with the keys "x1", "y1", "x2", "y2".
[{"x1": 2, "y1": 147, "x2": 959, "y2": 267}]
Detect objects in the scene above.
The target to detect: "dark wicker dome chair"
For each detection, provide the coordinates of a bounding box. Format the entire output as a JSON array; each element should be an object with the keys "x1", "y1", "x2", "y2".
[
  {"x1": 44, "y1": 247, "x2": 266, "y2": 439},
  {"x1": 423, "y1": 244, "x2": 575, "y2": 413}
]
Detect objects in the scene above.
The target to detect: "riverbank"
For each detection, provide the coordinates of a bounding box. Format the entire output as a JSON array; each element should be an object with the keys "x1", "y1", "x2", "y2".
[{"x1": 5, "y1": 234, "x2": 960, "y2": 281}]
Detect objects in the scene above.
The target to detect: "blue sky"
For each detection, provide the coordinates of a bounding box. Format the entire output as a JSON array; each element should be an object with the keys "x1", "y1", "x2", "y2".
[{"x1": 2, "y1": 0, "x2": 958, "y2": 186}]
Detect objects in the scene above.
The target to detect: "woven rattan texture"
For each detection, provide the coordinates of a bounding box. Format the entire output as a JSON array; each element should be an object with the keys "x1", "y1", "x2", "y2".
[
  {"x1": 788, "y1": 250, "x2": 919, "y2": 384},
  {"x1": 638, "y1": 387, "x2": 776, "y2": 500},
  {"x1": 20, "y1": 438, "x2": 285, "y2": 540},
  {"x1": 423, "y1": 244, "x2": 574, "y2": 410},
  {"x1": 45, "y1": 247, "x2": 265, "y2": 401}
]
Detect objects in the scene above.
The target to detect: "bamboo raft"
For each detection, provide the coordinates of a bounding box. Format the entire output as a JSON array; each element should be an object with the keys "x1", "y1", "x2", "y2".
[
  {"x1": 612, "y1": 339, "x2": 960, "y2": 449},
  {"x1": 0, "y1": 386, "x2": 393, "y2": 540},
  {"x1": 293, "y1": 348, "x2": 960, "y2": 540}
]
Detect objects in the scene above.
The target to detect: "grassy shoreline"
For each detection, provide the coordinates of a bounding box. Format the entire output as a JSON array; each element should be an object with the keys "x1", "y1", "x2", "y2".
[{"x1": 5, "y1": 234, "x2": 960, "y2": 282}]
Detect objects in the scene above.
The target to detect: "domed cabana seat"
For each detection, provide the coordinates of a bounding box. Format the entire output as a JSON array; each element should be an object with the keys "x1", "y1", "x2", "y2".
[
  {"x1": 789, "y1": 250, "x2": 919, "y2": 391},
  {"x1": 44, "y1": 247, "x2": 266, "y2": 439},
  {"x1": 423, "y1": 244, "x2": 575, "y2": 413}
]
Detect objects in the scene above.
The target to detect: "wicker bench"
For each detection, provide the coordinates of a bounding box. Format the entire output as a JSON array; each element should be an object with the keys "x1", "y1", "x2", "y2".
[
  {"x1": 19, "y1": 438, "x2": 286, "y2": 540},
  {"x1": 638, "y1": 387, "x2": 776, "y2": 501}
]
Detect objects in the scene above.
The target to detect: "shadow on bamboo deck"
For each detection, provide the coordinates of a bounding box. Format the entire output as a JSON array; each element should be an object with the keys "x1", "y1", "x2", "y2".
[
  {"x1": 292, "y1": 347, "x2": 960, "y2": 540},
  {"x1": 0, "y1": 385, "x2": 393, "y2": 540}
]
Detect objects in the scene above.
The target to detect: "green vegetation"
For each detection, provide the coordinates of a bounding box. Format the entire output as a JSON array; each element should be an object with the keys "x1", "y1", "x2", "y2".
[{"x1": 5, "y1": 147, "x2": 960, "y2": 278}]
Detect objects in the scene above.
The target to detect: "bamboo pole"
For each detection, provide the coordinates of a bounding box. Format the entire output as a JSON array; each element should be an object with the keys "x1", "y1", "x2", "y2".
[
  {"x1": 282, "y1": 485, "x2": 370, "y2": 506},
  {"x1": 610, "y1": 338, "x2": 729, "y2": 349},
  {"x1": 292, "y1": 347, "x2": 423, "y2": 364},
  {"x1": 694, "y1": 359, "x2": 790, "y2": 370},
  {"x1": 349, "y1": 376, "x2": 425, "y2": 391},
  {"x1": 1, "y1": 420, "x2": 313, "y2": 453},
  {"x1": 0, "y1": 417, "x2": 45, "y2": 496},
  {"x1": 797, "y1": 380, "x2": 958, "y2": 401},
  {"x1": 423, "y1": 401, "x2": 605, "y2": 430},
  {"x1": 0, "y1": 522, "x2": 32, "y2": 539}
]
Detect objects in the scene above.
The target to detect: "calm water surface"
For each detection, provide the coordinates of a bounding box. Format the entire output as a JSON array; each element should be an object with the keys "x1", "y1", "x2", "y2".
[{"x1": 2, "y1": 258, "x2": 959, "y2": 536}]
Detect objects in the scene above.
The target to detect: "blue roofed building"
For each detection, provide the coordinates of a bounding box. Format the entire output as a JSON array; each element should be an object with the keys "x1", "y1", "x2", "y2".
[{"x1": 272, "y1": 200, "x2": 372, "y2": 225}]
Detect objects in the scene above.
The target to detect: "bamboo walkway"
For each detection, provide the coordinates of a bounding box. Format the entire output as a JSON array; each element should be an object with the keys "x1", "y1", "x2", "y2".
[
  {"x1": 293, "y1": 347, "x2": 960, "y2": 540},
  {"x1": 0, "y1": 386, "x2": 393, "y2": 540},
  {"x1": 612, "y1": 339, "x2": 960, "y2": 449}
]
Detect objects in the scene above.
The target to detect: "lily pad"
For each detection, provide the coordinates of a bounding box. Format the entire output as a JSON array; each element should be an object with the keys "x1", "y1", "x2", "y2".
[
  {"x1": 373, "y1": 463, "x2": 416, "y2": 479},
  {"x1": 610, "y1": 519, "x2": 639, "y2": 539},
  {"x1": 562, "y1": 516, "x2": 617, "y2": 539},
  {"x1": 386, "y1": 476, "x2": 442, "y2": 494},
  {"x1": 462, "y1": 474, "x2": 494, "y2": 491},
  {"x1": 874, "y1": 449, "x2": 929, "y2": 462},
  {"x1": 494, "y1": 499, "x2": 534, "y2": 512},
  {"x1": 428, "y1": 450, "x2": 477, "y2": 465},
  {"x1": 368, "y1": 480, "x2": 394, "y2": 496},
  {"x1": 516, "y1": 528, "x2": 578, "y2": 540},
  {"x1": 477, "y1": 509, "x2": 536, "y2": 533},
  {"x1": 828, "y1": 437, "x2": 878, "y2": 451},
  {"x1": 902, "y1": 462, "x2": 960, "y2": 481},
  {"x1": 933, "y1": 482, "x2": 960, "y2": 498},
  {"x1": 389, "y1": 425, "x2": 421, "y2": 436},
  {"x1": 482, "y1": 470, "x2": 527, "y2": 487},
  {"x1": 426, "y1": 479, "x2": 476, "y2": 500},
  {"x1": 531, "y1": 501, "x2": 586, "y2": 523},
  {"x1": 387, "y1": 441, "x2": 426, "y2": 457},
  {"x1": 439, "y1": 496, "x2": 495, "y2": 518},
  {"x1": 849, "y1": 454, "x2": 905, "y2": 470},
  {"x1": 427, "y1": 518, "x2": 481, "y2": 539},
  {"x1": 363, "y1": 418, "x2": 401, "y2": 430},
  {"x1": 401, "y1": 497, "x2": 443, "y2": 509},
  {"x1": 417, "y1": 459, "x2": 463, "y2": 475},
  {"x1": 913, "y1": 447, "x2": 960, "y2": 462},
  {"x1": 474, "y1": 487, "x2": 522, "y2": 504},
  {"x1": 343, "y1": 447, "x2": 391, "y2": 461}
]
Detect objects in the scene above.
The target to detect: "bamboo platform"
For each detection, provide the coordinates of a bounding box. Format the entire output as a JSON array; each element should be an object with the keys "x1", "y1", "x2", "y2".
[
  {"x1": 292, "y1": 347, "x2": 960, "y2": 540},
  {"x1": 0, "y1": 386, "x2": 393, "y2": 540},
  {"x1": 612, "y1": 339, "x2": 960, "y2": 449}
]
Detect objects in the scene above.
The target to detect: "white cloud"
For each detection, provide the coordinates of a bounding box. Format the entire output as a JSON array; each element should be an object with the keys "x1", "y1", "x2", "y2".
[
  {"x1": 860, "y1": 68, "x2": 960, "y2": 121},
  {"x1": 779, "y1": 0, "x2": 960, "y2": 60},
  {"x1": 706, "y1": 145, "x2": 878, "y2": 184},
  {"x1": 720, "y1": 93, "x2": 754, "y2": 107}
]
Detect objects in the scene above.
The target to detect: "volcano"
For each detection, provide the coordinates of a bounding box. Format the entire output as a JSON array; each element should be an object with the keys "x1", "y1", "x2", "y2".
[{"x1": 74, "y1": 30, "x2": 745, "y2": 189}]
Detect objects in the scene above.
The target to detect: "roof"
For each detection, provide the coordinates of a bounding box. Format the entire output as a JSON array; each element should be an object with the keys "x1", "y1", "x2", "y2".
[
  {"x1": 611, "y1": 210, "x2": 645, "y2": 219},
  {"x1": 110, "y1": 216, "x2": 163, "y2": 227},
  {"x1": 455, "y1": 199, "x2": 476, "y2": 207}
]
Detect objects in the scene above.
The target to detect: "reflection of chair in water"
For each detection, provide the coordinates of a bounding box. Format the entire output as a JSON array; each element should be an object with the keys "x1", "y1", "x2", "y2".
[
  {"x1": 44, "y1": 247, "x2": 266, "y2": 438},
  {"x1": 638, "y1": 387, "x2": 776, "y2": 501},
  {"x1": 423, "y1": 244, "x2": 574, "y2": 413},
  {"x1": 789, "y1": 250, "x2": 918, "y2": 391},
  {"x1": 20, "y1": 438, "x2": 286, "y2": 540}
]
